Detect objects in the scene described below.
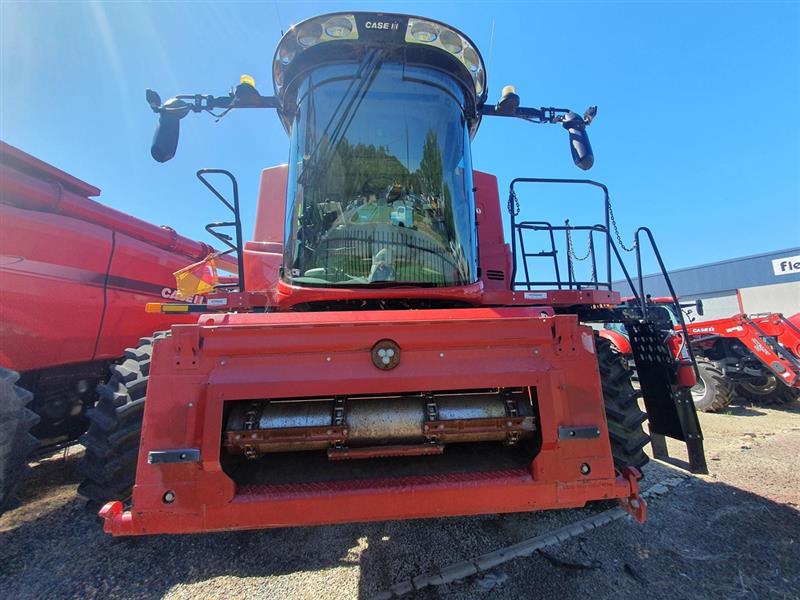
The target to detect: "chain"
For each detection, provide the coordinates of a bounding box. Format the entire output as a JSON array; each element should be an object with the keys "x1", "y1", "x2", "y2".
[
  {"x1": 565, "y1": 221, "x2": 597, "y2": 284},
  {"x1": 508, "y1": 190, "x2": 520, "y2": 216},
  {"x1": 565, "y1": 221, "x2": 592, "y2": 261},
  {"x1": 608, "y1": 196, "x2": 637, "y2": 253}
]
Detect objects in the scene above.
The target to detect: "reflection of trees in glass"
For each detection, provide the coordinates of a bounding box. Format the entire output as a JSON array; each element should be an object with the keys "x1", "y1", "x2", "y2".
[
  {"x1": 417, "y1": 130, "x2": 443, "y2": 199},
  {"x1": 415, "y1": 130, "x2": 457, "y2": 241},
  {"x1": 319, "y1": 139, "x2": 411, "y2": 201}
]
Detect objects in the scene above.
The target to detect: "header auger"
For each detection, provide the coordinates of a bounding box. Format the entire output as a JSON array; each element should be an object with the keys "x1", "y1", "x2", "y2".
[{"x1": 89, "y1": 11, "x2": 705, "y2": 536}]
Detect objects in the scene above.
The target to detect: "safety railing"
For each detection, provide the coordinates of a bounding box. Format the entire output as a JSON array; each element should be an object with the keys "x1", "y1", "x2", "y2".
[
  {"x1": 508, "y1": 178, "x2": 699, "y2": 370},
  {"x1": 196, "y1": 168, "x2": 245, "y2": 291}
]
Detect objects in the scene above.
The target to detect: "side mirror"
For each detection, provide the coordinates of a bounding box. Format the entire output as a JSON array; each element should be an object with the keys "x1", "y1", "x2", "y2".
[
  {"x1": 562, "y1": 112, "x2": 594, "y2": 170},
  {"x1": 151, "y1": 98, "x2": 190, "y2": 163},
  {"x1": 695, "y1": 298, "x2": 704, "y2": 316}
]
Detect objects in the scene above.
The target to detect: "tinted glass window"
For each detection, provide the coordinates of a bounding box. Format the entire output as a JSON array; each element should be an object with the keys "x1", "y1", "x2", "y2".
[{"x1": 283, "y1": 61, "x2": 476, "y2": 287}]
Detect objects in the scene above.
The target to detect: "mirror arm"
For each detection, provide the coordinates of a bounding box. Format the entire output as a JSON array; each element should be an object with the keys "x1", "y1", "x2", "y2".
[
  {"x1": 480, "y1": 104, "x2": 577, "y2": 124},
  {"x1": 481, "y1": 103, "x2": 596, "y2": 170},
  {"x1": 152, "y1": 93, "x2": 280, "y2": 114}
]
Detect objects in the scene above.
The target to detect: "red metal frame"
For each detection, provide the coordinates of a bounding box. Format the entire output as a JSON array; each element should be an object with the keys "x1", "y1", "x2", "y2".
[
  {"x1": 97, "y1": 165, "x2": 650, "y2": 536},
  {"x1": 0, "y1": 142, "x2": 234, "y2": 371},
  {"x1": 101, "y1": 307, "x2": 643, "y2": 535}
]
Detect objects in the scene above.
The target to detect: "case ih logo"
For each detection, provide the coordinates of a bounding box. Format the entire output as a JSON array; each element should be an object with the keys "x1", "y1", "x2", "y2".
[
  {"x1": 772, "y1": 255, "x2": 800, "y2": 276},
  {"x1": 364, "y1": 21, "x2": 400, "y2": 30}
]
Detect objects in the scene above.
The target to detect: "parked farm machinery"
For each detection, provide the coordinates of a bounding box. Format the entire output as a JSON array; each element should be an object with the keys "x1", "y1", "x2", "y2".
[
  {"x1": 0, "y1": 142, "x2": 235, "y2": 514},
  {"x1": 601, "y1": 298, "x2": 800, "y2": 410},
  {"x1": 85, "y1": 11, "x2": 706, "y2": 536}
]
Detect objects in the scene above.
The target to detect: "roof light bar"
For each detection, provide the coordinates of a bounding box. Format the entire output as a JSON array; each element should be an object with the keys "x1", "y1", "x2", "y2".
[
  {"x1": 404, "y1": 17, "x2": 485, "y2": 96},
  {"x1": 272, "y1": 13, "x2": 486, "y2": 100}
]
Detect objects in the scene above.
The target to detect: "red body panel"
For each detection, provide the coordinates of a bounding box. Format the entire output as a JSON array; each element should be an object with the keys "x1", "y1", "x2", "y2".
[
  {"x1": 242, "y1": 166, "x2": 619, "y2": 309},
  {"x1": 0, "y1": 142, "x2": 232, "y2": 372},
  {"x1": 102, "y1": 308, "x2": 641, "y2": 535},
  {"x1": 0, "y1": 203, "x2": 110, "y2": 368},
  {"x1": 598, "y1": 328, "x2": 632, "y2": 355}
]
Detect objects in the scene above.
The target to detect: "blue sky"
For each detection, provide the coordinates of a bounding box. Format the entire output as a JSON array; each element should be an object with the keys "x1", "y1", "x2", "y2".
[{"x1": 2, "y1": 1, "x2": 799, "y2": 279}]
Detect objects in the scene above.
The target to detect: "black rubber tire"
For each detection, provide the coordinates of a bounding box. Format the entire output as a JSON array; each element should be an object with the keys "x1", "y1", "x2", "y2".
[
  {"x1": 736, "y1": 376, "x2": 800, "y2": 405},
  {"x1": 596, "y1": 336, "x2": 650, "y2": 472},
  {"x1": 78, "y1": 333, "x2": 165, "y2": 508},
  {"x1": 0, "y1": 367, "x2": 40, "y2": 516},
  {"x1": 691, "y1": 356, "x2": 734, "y2": 412}
]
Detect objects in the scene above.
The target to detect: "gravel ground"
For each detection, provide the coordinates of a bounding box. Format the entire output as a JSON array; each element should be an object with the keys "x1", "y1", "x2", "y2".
[{"x1": 1, "y1": 398, "x2": 798, "y2": 600}]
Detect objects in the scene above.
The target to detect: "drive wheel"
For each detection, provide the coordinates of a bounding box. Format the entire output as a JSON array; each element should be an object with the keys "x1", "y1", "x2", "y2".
[
  {"x1": 78, "y1": 333, "x2": 166, "y2": 508},
  {"x1": 596, "y1": 336, "x2": 650, "y2": 472},
  {"x1": 737, "y1": 376, "x2": 800, "y2": 405},
  {"x1": 690, "y1": 356, "x2": 734, "y2": 412},
  {"x1": 0, "y1": 368, "x2": 40, "y2": 516}
]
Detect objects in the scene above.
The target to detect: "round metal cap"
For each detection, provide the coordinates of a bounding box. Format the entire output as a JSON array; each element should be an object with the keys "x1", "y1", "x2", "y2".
[{"x1": 371, "y1": 339, "x2": 401, "y2": 370}]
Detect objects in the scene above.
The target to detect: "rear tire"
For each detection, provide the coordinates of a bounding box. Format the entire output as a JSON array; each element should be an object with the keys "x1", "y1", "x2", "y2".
[
  {"x1": 737, "y1": 376, "x2": 800, "y2": 405},
  {"x1": 596, "y1": 336, "x2": 650, "y2": 472},
  {"x1": 0, "y1": 368, "x2": 40, "y2": 516},
  {"x1": 78, "y1": 333, "x2": 165, "y2": 508},
  {"x1": 691, "y1": 357, "x2": 734, "y2": 412}
]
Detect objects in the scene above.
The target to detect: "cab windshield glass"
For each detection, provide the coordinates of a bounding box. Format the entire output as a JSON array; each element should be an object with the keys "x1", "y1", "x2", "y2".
[{"x1": 282, "y1": 60, "x2": 476, "y2": 287}]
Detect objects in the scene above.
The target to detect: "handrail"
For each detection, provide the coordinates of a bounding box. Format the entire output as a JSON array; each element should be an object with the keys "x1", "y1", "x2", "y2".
[
  {"x1": 509, "y1": 178, "x2": 611, "y2": 290},
  {"x1": 633, "y1": 227, "x2": 700, "y2": 376},
  {"x1": 507, "y1": 179, "x2": 700, "y2": 376},
  {"x1": 196, "y1": 169, "x2": 246, "y2": 291}
]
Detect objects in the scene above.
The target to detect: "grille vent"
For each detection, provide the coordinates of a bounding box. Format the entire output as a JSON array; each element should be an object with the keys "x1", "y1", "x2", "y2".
[{"x1": 486, "y1": 270, "x2": 505, "y2": 281}]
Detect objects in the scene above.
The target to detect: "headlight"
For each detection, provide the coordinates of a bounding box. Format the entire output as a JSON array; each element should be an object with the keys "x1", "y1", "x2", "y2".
[
  {"x1": 405, "y1": 18, "x2": 485, "y2": 96},
  {"x1": 324, "y1": 16, "x2": 354, "y2": 38}
]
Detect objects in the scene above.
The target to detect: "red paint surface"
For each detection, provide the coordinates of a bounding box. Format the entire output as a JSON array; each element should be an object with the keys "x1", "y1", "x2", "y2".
[{"x1": 0, "y1": 143, "x2": 233, "y2": 371}]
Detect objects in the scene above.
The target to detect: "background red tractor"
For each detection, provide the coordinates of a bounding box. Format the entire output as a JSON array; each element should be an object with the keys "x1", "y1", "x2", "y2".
[
  {"x1": 0, "y1": 142, "x2": 235, "y2": 514},
  {"x1": 600, "y1": 297, "x2": 800, "y2": 411}
]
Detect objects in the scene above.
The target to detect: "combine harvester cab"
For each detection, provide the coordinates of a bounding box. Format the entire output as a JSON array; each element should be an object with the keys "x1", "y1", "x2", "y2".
[{"x1": 94, "y1": 11, "x2": 707, "y2": 536}]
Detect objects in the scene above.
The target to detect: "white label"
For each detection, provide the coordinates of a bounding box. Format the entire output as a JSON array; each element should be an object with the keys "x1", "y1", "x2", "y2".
[
  {"x1": 523, "y1": 292, "x2": 548, "y2": 300},
  {"x1": 772, "y1": 255, "x2": 800, "y2": 276},
  {"x1": 207, "y1": 297, "x2": 228, "y2": 306}
]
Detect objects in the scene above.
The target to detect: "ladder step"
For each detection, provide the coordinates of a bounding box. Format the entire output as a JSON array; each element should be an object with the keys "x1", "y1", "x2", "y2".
[{"x1": 523, "y1": 251, "x2": 558, "y2": 257}]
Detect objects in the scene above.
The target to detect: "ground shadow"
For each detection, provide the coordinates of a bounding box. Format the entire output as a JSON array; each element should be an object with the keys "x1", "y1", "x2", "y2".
[{"x1": 1, "y1": 464, "x2": 798, "y2": 599}]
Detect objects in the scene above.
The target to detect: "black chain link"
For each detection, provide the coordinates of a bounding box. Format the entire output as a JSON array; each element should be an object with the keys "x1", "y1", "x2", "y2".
[
  {"x1": 565, "y1": 222, "x2": 597, "y2": 283},
  {"x1": 508, "y1": 190, "x2": 520, "y2": 216},
  {"x1": 608, "y1": 197, "x2": 636, "y2": 252}
]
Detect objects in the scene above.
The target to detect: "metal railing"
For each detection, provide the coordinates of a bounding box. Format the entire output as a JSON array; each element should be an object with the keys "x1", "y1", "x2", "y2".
[
  {"x1": 509, "y1": 178, "x2": 612, "y2": 291},
  {"x1": 507, "y1": 177, "x2": 700, "y2": 370}
]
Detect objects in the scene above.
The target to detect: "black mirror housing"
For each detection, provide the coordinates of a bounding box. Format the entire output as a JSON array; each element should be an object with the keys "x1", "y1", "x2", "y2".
[
  {"x1": 562, "y1": 112, "x2": 594, "y2": 170},
  {"x1": 150, "y1": 98, "x2": 190, "y2": 163}
]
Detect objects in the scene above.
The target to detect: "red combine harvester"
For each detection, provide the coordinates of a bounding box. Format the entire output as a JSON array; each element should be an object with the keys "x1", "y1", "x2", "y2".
[
  {"x1": 601, "y1": 297, "x2": 800, "y2": 410},
  {"x1": 93, "y1": 11, "x2": 707, "y2": 536},
  {"x1": 0, "y1": 142, "x2": 235, "y2": 514}
]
